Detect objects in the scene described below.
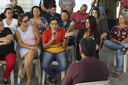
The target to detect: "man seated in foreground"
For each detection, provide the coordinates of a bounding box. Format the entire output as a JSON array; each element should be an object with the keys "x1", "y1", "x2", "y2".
[{"x1": 61, "y1": 37, "x2": 109, "y2": 85}]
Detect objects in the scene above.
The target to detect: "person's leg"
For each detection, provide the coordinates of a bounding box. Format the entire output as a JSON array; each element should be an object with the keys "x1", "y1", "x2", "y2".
[
  {"x1": 49, "y1": 52, "x2": 68, "y2": 85},
  {"x1": 22, "y1": 49, "x2": 38, "y2": 85},
  {"x1": 41, "y1": 52, "x2": 55, "y2": 79},
  {"x1": 54, "y1": 52, "x2": 68, "y2": 74},
  {"x1": 4, "y1": 53, "x2": 17, "y2": 80},
  {"x1": 115, "y1": 49, "x2": 123, "y2": 72},
  {"x1": 104, "y1": 40, "x2": 122, "y2": 49},
  {"x1": 114, "y1": 42, "x2": 128, "y2": 77},
  {"x1": 19, "y1": 49, "x2": 38, "y2": 78},
  {"x1": 26, "y1": 61, "x2": 33, "y2": 85}
]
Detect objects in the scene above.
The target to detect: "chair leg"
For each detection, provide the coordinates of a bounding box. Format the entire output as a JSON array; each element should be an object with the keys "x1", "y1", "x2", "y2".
[
  {"x1": 35, "y1": 63, "x2": 38, "y2": 77},
  {"x1": 37, "y1": 59, "x2": 41, "y2": 84},
  {"x1": 42, "y1": 70, "x2": 46, "y2": 84},
  {"x1": 71, "y1": 46, "x2": 74, "y2": 63},
  {"x1": 123, "y1": 53, "x2": 127, "y2": 73},
  {"x1": 17, "y1": 59, "x2": 23, "y2": 84},
  {"x1": 113, "y1": 54, "x2": 116, "y2": 66},
  {"x1": 107, "y1": 51, "x2": 111, "y2": 69},
  {"x1": 10, "y1": 70, "x2": 14, "y2": 85},
  {"x1": 61, "y1": 70, "x2": 65, "y2": 80}
]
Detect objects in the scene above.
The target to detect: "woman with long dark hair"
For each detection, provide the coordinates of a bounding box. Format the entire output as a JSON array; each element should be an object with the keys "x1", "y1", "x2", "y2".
[
  {"x1": 42, "y1": 17, "x2": 74, "y2": 85},
  {"x1": 91, "y1": 7, "x2": 109, "y2": 48},
  {"x1": 76, "y1": 16, "x2": 100, "y2": 61}
]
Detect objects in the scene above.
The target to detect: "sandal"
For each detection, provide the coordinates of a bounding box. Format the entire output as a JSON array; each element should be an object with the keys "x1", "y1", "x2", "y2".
[
  {"x1": 18, "y1": 73, "x2": 24, "y2": 79},
  {"x1": 121, "y1": 46, "x2": 127, "y2": 55},
  {"x1": 113, "y1": 71, "x2": 120, "y2": 77},
  {"x1": 50, "y1": 79, "x2": 58, "y2": 85},
  {"x1": 46, "y1": 77, "x2": 52, "y2": 83}
]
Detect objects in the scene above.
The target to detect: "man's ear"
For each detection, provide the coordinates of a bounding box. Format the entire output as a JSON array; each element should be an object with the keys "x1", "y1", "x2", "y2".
[{"x1": 80, "y1": 48, "x2": 82, "y2": 55}]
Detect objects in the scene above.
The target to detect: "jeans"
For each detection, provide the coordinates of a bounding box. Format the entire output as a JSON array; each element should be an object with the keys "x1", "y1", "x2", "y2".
[
  {"x1": 104, "y1": 40, "x2": 128, "y2": 71},
  {"x1": 42, "y1": 52, "x2": 68, "y2": 79}
]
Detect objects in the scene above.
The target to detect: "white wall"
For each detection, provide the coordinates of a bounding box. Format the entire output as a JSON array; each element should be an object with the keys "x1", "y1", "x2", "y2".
[{"x1": 0, "y1": 0, "x2": 120, "y2": 18}]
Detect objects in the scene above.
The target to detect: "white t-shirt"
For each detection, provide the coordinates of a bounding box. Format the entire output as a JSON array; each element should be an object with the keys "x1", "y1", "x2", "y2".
[
  {"x1": 3, "y1": 18, "x2": 18, "y2": 34},
  {"x1": 41, "y1": 0, "x2": 43, "y2": 4}
]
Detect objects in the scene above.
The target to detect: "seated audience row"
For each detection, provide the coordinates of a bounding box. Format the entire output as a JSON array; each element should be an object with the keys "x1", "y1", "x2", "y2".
[{"x1": 0, "y1": 2, "x2": 112, "y2": 85}]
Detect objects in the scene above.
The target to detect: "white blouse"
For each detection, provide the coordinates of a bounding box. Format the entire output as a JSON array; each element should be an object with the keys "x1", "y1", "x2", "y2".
[{"x1": 3, "y1": 18, "x2": 18, "y2": 34}]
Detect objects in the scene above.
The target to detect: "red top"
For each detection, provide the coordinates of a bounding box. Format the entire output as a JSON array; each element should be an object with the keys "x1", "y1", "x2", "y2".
[
  {"x1": 70, "y1": 11, "x2": 90, "y2": 30},
  {"x1": 42, "y1": 28, "x2": 66, "y2": 44},
  {"x1": 110, "y1": 26, "x2": 128, "y2": 42},
  {"x1": 42, "y1": 28, "x2": 67, "y2": 54}
]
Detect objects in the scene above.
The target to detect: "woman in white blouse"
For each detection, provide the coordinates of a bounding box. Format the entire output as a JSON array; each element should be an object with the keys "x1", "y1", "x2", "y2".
[{"x1": 3, "y1": 8, "x2": 17, "y2": 34}]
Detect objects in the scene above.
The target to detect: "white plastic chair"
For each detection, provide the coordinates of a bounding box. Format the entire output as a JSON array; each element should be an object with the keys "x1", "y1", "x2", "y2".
[
  {"x1": 107, "y1": 49, "x2": 128, "y2": 73},
  {"x1": 0, "y1": 61, "x2": 14, "y2": 85},
  {"x1": 66, "y1": 45, "x2": 75, "y2": 63},
  {"x1": 17, "y1": 58, "x2": 41, "y2": 84},
  {"x1": 42, "y1": 61, "x2": 65, "y2": 84},
  {"x1": 75, "y1": 80, "x2": 109, "y2": 85}
]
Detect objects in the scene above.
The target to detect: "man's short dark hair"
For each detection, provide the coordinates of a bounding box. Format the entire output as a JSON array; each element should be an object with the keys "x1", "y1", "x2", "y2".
[
  {"x1": 49, "y1": 3, "x2": 56, "y2": 9},
  {"x1": 80, "y1": 37, "x2": 96, "y2": 57}
]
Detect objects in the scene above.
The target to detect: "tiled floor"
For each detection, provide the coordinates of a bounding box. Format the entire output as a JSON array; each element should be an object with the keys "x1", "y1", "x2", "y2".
[{"x1": 0, "y1": 46, "x2": 128, "y2": 85}]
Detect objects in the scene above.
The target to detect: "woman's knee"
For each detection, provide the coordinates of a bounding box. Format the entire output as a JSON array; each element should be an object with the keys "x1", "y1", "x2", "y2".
[
  {"x1": 5, "y1": 53, "x2": 17, "y2": 65},
  {"x1": 60, "y1": 62, "x2": 68, "y2": 70}
]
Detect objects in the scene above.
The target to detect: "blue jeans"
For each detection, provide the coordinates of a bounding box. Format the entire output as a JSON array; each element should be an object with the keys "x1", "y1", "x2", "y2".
[
  {"x1": 42, "y1": 52, "x2": 68, "y2": 79},
  {"x1": 104, "y1": 40, "x2": 128, "y2": 71}
]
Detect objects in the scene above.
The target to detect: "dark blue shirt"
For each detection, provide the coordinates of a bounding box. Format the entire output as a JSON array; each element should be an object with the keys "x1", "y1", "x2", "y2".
[
  {"x1": 59, "y1": 19, "x2": 75, "y2": 42},
  {"x1": 44, "y1": 12, "x2": 61, "y2": 23},
  {"x1": 59, "y1": 19, "x2": 72, "y2": 31}
]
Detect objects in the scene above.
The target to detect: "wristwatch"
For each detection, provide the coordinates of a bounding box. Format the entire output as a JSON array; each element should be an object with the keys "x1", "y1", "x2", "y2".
[{"x1": 64, "y1": 36, "x2": 67, "y2": 39}]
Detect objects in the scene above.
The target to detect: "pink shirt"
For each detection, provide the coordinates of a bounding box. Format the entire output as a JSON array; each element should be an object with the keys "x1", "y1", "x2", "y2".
[{"x1": 70, "y1": 11, "x2": 89, "y2": 30}]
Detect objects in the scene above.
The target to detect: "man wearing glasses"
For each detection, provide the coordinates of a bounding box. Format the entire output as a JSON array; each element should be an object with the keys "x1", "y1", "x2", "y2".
[{"x1": 10, "y1": 0, "x2": 24, "y2": 19}]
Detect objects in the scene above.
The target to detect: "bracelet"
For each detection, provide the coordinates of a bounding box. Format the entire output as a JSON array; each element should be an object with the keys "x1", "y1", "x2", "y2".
[
  {"x1": 64, "y1": 36, "x2": 67, "y2": 39},
  {"x1": 122, "y1": 41, "x2": 124, "y2": 44}
]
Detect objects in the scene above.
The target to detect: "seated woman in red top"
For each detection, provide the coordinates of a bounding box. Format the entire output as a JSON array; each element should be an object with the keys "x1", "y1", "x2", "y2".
[
  {"x1": 0, "y1": 18, "x2": 16, "y2": 84},
  {"x1": 42, "y1": 17, "x2": 74, "y2": 85},
  {"x1": 104, "y1": 13, "x2": 128, "y2": 77}
]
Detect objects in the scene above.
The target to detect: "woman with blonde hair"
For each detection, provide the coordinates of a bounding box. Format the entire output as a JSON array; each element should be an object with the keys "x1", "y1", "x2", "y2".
[{"x1": 104, "y1": 12, "x2": 128, "y2": 77}]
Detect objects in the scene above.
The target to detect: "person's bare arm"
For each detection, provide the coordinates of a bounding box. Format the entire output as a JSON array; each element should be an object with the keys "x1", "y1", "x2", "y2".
[
  {"x1": 122, "y1": 37, "x2": 128, "y2": 44},
  {"x1": 31, "y1": 25, "x2": 41, "y2": 46},
  {"x1": 67, "y1": 5, "x2": 74, "y2": 11},
  {"x1": 15, "y1": 30, "x2": 32, "y2": 49},
  {"x1": 62, "y1": 32, "x2": 74, "y2": 48},
  {"x1": 67, "y1": 25, "x2": 74, "y2": 32},
  {"x1": 91, "y1": 0, "x2": 95, "y2": 6},
  {"x1": 0, "y1": 34, "x2": 13, "y2": 42},
  {"x1": 61, "y1": 6, "x2": 67, "y2": 10},
  {"x1": 101, "y1": 33, "x2": 107, "y2": 39},
  {"x1": 41, "y1": 4, "x2": 49, "y2": 13},
  {"x1": 43, "y1": 35, "x2": 55, "y2": 49}
]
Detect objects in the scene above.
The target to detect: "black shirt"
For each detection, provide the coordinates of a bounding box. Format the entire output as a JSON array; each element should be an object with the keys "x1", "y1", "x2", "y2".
[
  {"x1": 42, "y1": 0, "x2": 55, "y2": 16},
  {"x1": 0, "y1": 28, "x2": 15, "y2": 59},
  {"x1": 13, "y1": 5, "x2": 24, "y2": 19},
  {"x1": 76, "y1": 29, "x2": 100, "y2": 60}
]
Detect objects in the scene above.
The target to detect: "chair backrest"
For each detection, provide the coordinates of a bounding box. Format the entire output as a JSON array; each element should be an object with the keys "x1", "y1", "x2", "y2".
[{"x1": 75, "y1": 80, "x2": 109, "y2": 85}]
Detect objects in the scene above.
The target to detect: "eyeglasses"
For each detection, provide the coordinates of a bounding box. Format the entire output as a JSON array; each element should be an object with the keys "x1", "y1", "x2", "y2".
[{"x1": 22, "y1": 19, "x2": 29, "y2": 23}]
